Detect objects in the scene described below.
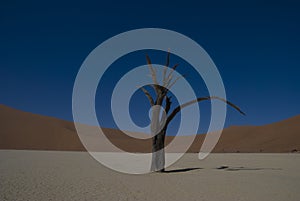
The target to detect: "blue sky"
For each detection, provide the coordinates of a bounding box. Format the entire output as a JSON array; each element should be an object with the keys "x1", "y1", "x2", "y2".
[{"x1": 1, "y1": 0, "x2": 299, "y2": 135}]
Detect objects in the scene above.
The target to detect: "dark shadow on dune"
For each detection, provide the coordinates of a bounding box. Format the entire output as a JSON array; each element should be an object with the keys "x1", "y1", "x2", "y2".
[
  {"x1": 163, "y1": 167, "x2": 202, "y2": 173},
  {"x1": 216, "y1": 166, "x2": 282, "y2": 171}
]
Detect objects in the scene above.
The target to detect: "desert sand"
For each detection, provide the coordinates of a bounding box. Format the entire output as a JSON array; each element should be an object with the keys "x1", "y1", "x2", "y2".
[
  {"x1": 1, "y1": 104, "x2": 299, "y2": 200},
  {"x1": 1, "y1": 104, "x2": 300, "y2": 153},
  {"x1": 0, "y1": 150, "x2": 299, "y2": 201}
]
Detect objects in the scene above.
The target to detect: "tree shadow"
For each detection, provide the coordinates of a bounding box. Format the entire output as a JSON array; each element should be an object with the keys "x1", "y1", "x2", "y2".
[
  {"x1": 216, "y1": 166, "x2": 282, "y2": 171},
  {"x1": 163, "y1": 167, "x2": 202, "y2": 173}
]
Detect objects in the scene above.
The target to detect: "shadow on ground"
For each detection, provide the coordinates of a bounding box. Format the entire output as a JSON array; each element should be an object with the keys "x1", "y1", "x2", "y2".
[
  {"x1": 163, "y1": 167, "x2": 203, "y2": 173},
  {"x1": 216, "y1": 166, "x2": 282, "y2": 171}
]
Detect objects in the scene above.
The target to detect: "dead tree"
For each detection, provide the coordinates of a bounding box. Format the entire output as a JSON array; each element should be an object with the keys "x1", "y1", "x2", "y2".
[{"x1": 140, "y1": 51, "x2": 245, "y2": 172}]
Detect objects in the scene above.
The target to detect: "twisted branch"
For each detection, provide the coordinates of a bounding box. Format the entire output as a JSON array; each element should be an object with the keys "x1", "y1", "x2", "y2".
[
  {"x1": 140, "y1": 87, "x2": 154, "y2": 106},
  {"x1": 165, "y1": 96, "x2": 245, "y2": 127}
]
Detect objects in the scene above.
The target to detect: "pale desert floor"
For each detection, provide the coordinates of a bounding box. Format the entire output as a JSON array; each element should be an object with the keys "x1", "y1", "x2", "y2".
[{"x1": 0, "y1": 150, "x2": 299, "y2": 201}]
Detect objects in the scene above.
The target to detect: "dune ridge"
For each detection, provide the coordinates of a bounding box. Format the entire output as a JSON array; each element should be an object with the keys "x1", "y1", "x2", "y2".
[{"x1": 0, "y1": 104, "x2": 299, "y2": 153}]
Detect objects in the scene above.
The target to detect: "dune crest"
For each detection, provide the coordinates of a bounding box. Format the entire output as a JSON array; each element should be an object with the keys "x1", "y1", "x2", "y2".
[{"x1": 0, "y1": 104, "x2": 299, "y2": 153}]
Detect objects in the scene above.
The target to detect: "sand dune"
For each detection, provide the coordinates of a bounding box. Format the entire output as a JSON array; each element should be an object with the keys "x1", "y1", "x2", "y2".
[{"x1": 0, "y1": 104, "x2": 299, "y2": 152}]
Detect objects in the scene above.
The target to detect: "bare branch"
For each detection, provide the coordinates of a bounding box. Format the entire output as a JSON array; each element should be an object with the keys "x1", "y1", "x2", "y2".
[
  {"x1": 146, "y1": 54, "x2": 158, "y2": 85},
  {"x1": 164, "y1": 64, "x2": 179, "y2": 87},
  {"x1": 140, "y1": 87, "x2": 154, "y2": 106},
  {"x1": 166, "y1": 96, "x2": 245, "y2": 126},
  {"x1": 165, "y1": 96, "x2": 172, "y2": 114},
  {"x1": 154, "y1": 93, "x2": 165, "y2": 106},
  {"x1": 167, "y1": 74, "x2": 186, "y2": 89},
  {"x1": 163, "y1": 50, "x2": 170, "y2": 82},
  {"x1": 142, "y1": 84, "x2": 167, "y2": 98}
]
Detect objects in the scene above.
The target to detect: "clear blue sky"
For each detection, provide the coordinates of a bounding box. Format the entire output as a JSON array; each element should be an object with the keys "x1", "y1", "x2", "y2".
[{"x1": 1, "y1": 0, "x2": 299, "y2": 135}]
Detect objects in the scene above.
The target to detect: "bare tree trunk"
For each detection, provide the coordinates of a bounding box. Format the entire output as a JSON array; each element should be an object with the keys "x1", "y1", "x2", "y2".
[
  {"x1": 150, "y1": 98, "x2": 166, "y2": 172},
  {"x1": 151, "y1": 129, "x2": 166, "y2": 172}
]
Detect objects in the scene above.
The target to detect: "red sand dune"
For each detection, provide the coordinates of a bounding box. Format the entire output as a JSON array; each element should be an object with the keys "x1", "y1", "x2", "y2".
[{"x1": 0, "y1": 104, "x2": 299, "y2": 153}]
